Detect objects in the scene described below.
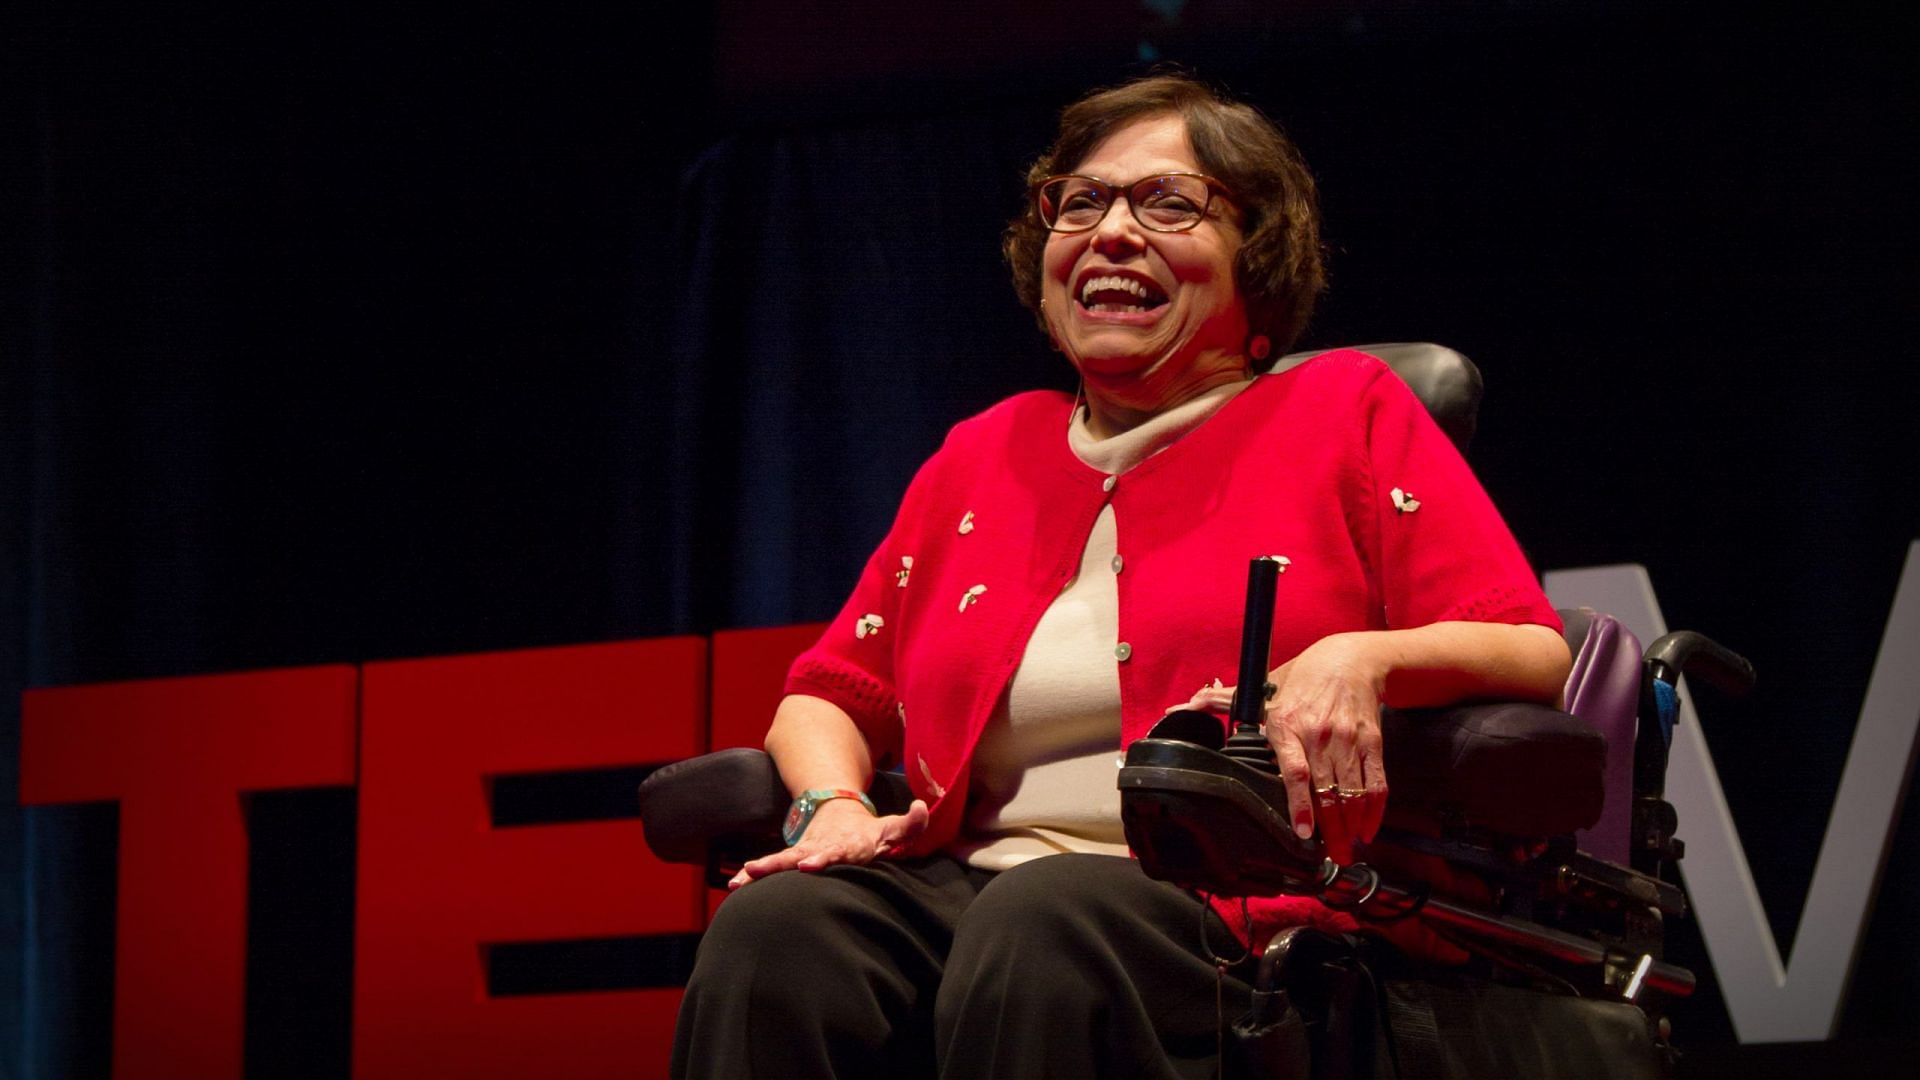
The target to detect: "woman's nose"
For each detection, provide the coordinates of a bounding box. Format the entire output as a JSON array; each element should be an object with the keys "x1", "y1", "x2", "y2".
[{"x1": 1089, "y1": 199, "x2": 1147, "y2": 256}]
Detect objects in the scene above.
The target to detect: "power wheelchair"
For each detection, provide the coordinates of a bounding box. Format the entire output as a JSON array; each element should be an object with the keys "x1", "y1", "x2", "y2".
[{"x1": 636, "y1": 344, "x2": 1754, "y2": 1078}]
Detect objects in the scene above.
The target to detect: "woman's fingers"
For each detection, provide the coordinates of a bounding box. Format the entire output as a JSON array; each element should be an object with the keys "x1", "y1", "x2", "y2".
[
  {"x1": 1166, "y1": 679, "x2": 1232, "y2": 715},
  {"x1": 1339, "y1": 717, "x2": 1379, "y2": 853},
  {"x1": 792, "y1": 811, "x2": 890, "y2": 871},
  {"x1": 793, "y1": 847, "x2": 845, "y2": 872},
  {"x1": 877, "y1": 800, "x2": 930, "y2": 853},
  {"x1": 1315, "y1": 709, "x2": 1363, "y2": 859},
  {"x1": 731, "y1": 847, "x2": 809, "y2": 888},
  {"x1": 1183, "y1": 658, "x2": 1388, "y2": 855},
  {"x1": 1268, "y1": 674, "x2": 1381, "y2": 862},
  {"x1": 729, "y1": 800, "x2": 927, "y2": 888},
  {"x1": 1311, "y1": 760, "x2": 1356, "y2": 866},
  {"x1": 1270, "y1": 689, "x2": 1343, "y2": 852},
  {"x1": 1358, "y1": 736, "x2": 1388, "y2": 843},
  {"x1": 1271, "y1": 727, "x2": 1317, "y2": 839}
]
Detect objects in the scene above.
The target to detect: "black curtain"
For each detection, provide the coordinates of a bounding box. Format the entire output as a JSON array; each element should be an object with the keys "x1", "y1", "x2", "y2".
[
  {"x1": 661, "y1": 110, "x2": 1074, "y2": 634},
  {"x1": 0, "y1": 6, "x2": 722, "y2": 1075},
  {"x1": 6, "y1": 3, "x2": 1920, "y2": 1076}
]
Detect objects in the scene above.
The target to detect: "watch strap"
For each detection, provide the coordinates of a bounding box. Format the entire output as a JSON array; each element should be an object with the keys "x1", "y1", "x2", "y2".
[{"x1": 782, "y1": 788, "x2": 878, "y2": 846}]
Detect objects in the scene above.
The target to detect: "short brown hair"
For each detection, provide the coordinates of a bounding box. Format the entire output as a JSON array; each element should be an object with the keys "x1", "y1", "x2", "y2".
[{"x1": 1003, "y1": 74, "x2": 1327, "y2": 357}]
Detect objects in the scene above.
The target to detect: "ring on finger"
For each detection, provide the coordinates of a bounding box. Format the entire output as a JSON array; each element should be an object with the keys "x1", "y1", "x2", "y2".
[
  {"x1": 1313, "y1": 784, "x2": 1344, "y2": 803},
  {"x1": 1335, "y1": 786, "x2": 1367, "y2": 799}
]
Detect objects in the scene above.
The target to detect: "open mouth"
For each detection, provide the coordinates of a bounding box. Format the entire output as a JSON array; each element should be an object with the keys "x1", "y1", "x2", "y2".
[{"x1": 1078, "y1": 274, "x2": 1169, "y2": 315}]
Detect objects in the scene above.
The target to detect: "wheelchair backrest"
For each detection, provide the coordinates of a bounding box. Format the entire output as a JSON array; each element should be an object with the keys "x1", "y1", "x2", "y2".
[{"x1": 1560, "y1": 609, "x2": 1644, "y2": 862}]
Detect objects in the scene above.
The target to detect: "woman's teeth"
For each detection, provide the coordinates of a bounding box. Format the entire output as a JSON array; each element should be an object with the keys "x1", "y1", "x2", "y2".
[{"x1": 1079, "y1": 275, "x2": 1164, "y2": 312}]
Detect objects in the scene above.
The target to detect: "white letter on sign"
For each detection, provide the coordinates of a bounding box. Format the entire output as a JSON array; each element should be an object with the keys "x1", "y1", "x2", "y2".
[{"x1": 1545, "y1": 542, "x2": 1920, "y2": 1044}]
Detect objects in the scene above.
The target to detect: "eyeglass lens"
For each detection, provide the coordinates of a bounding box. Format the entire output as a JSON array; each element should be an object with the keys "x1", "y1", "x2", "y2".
[{"x1": 1038, "y1": 175, "x2": 1212, "y2": 232}]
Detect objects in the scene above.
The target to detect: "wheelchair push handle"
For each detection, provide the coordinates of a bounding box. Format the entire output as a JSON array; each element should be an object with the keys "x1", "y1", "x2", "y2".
[{"x1": 1644, "y1": 631, "x2": 1755, "y2": 697}]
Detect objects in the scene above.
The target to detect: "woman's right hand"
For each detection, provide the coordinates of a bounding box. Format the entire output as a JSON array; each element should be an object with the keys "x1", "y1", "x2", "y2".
[{"x1": 726, "y1": 797, "x2": 930, "y2": 889}]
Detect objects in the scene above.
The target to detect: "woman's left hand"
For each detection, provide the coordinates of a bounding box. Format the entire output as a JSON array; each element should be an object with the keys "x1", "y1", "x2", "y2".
[{"x1": 1174, "y1": 632, "x2": 1388, "y2": 864}]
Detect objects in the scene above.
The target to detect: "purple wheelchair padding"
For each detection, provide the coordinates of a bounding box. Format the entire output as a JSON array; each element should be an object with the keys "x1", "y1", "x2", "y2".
[{"x1": 1561, "y1": 608, "x2": 1644, "y2": 863}]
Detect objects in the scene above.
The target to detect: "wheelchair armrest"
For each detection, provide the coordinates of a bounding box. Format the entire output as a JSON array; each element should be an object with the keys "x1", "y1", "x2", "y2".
[
  {"x1": 636, "y1": 748, "x2": 916, "y2": 870},
  {"x1": 640, "y1": 702, "x2": 1603, "y2": 874},
  {"x1": 1382, "y1": 701, "x2": 1606, "y2": 836}
]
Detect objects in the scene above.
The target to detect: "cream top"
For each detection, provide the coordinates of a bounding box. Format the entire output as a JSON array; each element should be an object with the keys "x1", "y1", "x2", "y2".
[{"x1": 953, "y1": 379, "x2": 1252, "y2": 870}]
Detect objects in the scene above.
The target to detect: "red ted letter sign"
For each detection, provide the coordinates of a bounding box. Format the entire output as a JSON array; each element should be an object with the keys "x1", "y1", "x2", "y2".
[
  {"x1": 20, "y1": 666, "x2": 359, "y2": 1078},
  {"x1": 351, "y1": 639, "x2": 706, "y2": 1078}
]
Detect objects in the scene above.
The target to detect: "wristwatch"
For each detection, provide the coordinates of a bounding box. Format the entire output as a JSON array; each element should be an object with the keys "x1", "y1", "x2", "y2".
[{"x1": 782, "y1": 788, "x2": 877, "y2": 846}]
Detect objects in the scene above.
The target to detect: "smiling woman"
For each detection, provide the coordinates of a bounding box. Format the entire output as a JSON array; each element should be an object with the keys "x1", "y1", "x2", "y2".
[
  {"x1": 670, "y1": 73, "x2": 1570, "y2": 1080},
  {"x1": 1006, "y1": 75, "x2": 1325, "y2": 376},
  {"x1": 1038, "y1": 115, "x2": 1251, "y2": 434}
]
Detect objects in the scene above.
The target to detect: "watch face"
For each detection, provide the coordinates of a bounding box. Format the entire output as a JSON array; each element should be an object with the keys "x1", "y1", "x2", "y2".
[{"x1": 783, "y1": 803, "x2": 806, "y2": 841}]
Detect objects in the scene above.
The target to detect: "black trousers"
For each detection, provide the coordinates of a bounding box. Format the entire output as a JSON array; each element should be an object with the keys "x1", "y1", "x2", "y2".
[{"x1": 671, "y1": 853, "x2": 1255, "y2": 1079}]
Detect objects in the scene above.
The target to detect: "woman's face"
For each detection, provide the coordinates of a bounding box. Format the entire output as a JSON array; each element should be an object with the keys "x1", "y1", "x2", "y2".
[{"x1": 1041, "y1": 114, "x2": 1249, "y2": 392}]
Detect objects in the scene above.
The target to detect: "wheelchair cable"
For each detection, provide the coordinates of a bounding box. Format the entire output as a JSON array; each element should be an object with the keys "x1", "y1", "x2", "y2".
[{"x1": 1195, "y1": 891, "x2": 1253, "y2": 1079}]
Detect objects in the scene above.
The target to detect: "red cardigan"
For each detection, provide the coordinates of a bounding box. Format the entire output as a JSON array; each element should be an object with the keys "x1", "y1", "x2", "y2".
[{"x1": 786, "y1": 349, "x2": 1560, "y2": 943}]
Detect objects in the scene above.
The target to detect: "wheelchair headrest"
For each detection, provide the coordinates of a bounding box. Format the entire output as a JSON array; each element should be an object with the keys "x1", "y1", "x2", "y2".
[{"x1": 1273, "y1": 343, "x2": 1483, "y2": 452}]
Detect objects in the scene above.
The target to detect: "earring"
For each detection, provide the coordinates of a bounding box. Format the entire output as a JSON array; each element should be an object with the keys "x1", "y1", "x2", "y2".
[
  {"x1": 1248, "y1": 335, "x2": 1272, "y2": 362},
  {"x1": 1041, "y1": 299, "x2": 1062, "y2": 351}
]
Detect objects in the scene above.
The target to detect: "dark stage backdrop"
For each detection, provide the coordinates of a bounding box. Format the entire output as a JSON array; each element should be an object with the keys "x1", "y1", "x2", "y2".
[{"x1": 5, "y1": 2, "x2": 1918, "y2": 1076}]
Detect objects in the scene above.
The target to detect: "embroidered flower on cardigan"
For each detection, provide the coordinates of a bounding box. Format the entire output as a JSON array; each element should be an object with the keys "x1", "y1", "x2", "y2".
[
  {"x1": 1390, "y1": 487, "x2": 1421, "y2": 513},
  {"x1": 957, "y1": 584, "x2": 986, "y2": 612},
  {"x1": 918, "y1": 755, "x2": 947, "y2": 799},
  {"x1": 895, "y1": 556, "x2": 913, "y2": 587},
  {"x1": 854, "y1": 613, "x2": 885, "y2": 639},
  {"x1": 957, "y1": 510, "x2": 975, "y2": 535}
]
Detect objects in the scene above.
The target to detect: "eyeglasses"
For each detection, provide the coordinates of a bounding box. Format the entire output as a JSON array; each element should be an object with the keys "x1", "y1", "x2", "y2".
[{"x1": 1032, "y1": 173, "x2": 1232, "y2": 234}]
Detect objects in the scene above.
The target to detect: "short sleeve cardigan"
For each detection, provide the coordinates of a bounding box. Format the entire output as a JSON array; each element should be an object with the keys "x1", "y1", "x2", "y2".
[{"x1": 784, "y1": 349, "x2": 1561, "y2": 944}]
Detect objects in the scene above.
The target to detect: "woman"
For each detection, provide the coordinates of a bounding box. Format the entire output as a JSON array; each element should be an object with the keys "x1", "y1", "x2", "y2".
[{"x1": 672, "y1": 74, "x2": 1569, "y2": 1079}]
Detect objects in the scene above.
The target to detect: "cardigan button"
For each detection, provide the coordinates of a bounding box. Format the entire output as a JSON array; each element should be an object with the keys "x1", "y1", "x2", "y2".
[
  {"x1": 1114, "y1": 642, "x2": 1132, "y2": 661},
  {"x1": 1102, "y1": 475, "x2": 1117, "y2": 493},
  {"x1": 1110, "y1": 554, "x2": 1124, "y2": 575}
]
